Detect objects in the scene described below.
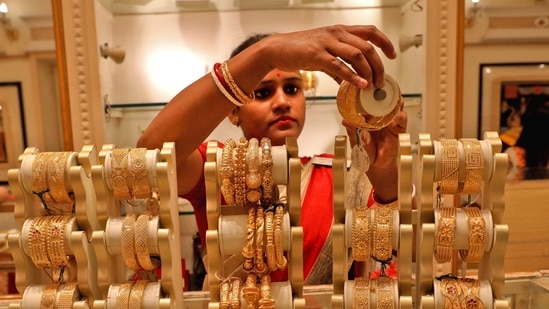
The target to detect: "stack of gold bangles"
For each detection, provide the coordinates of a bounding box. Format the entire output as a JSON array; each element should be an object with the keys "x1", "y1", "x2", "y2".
[
  {"x1": 435, "y1": 207, "x2": 456, "y2": 263},
  {"x1": 437, "y1": 138, "x2": 485, "y2": 195},
  {"x1": 28, "y1": 215, "x2": 75, "y2": 270},
  {"x1": 121, "y1": 212, "x2": 157, "y2": 271},
  {"x1": 110, "y1": 148, "x2": 153, "y2": 202},
  {"x1": 115, "y1": 280, "x2": 150, "y2": 309},
  {"x1": 32, "y1": 152, "x2": 76, "y2": 214}
]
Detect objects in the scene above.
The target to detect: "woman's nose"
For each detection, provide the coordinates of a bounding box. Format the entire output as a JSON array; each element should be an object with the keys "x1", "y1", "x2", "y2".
[{"x1": 272, "y1": 90, "x2": 290, "y2": 109}]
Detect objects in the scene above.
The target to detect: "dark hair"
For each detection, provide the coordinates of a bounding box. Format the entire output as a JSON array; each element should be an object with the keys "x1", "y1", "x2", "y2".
[{"x1": 230, "y1": 33, "x2": 274, "y2": 58}]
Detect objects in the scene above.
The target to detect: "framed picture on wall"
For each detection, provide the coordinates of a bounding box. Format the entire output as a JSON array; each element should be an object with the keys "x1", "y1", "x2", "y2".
[
  {"x1": 478, "y1": 62, "x2": 549, "y2": 142},
  {"x1": 0, "y1": 82, "x2": 27, "y2": 183}
]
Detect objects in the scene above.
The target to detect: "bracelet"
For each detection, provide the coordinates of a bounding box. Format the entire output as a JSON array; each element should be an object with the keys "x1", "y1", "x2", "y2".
[
  {"x1": 220, "y1": 139, "x2": 236, "y2": 205},
  {"x1": 375, "y1": 276, "x2": 395, "y2": 309},
  {"x1": 273, "y1": 204, "x2": 287, "y2": 269},
  {"x1": 221, "y1": 60, "x2": 255, "y2": 105},
  {"x1": 242, "y1": 206, "x2": 256, "y2": 272},
  {"x1": 254, "y1": 207, "x2": 267, "y2": 274},
  {"x1": 353, "y1": 277, "x2": 371, "y2": 309},
  {"x1": 242, "y1": 273, "x2": 260, "y2": 308},
  {"x1": 121, "y1": 213, "x2": 141, "y2": 271},
  {"x1": 32, "y1": 152, "x2": 52, "y2": 209},
  {"x1": 458, "y1": 277, "x2": 483, "y2": 309},
  {"x1": 111, "y1": 148, "x2": 133, "y2": 200},
  {"x1": 41, "y1": 282, "x2": 59, "y2": 309},
  {"x1": 134, "y1": 213, "x2": 156, "y2": 271},
  {"x1": 46, "y1": 152, "x2": 75, "y2": 210},
  {"x1": 438, "y1": 139, "x2": 460, "y2": 194},
  {"x1": 435, "y1": 207, "x2": 456, "y2": 263},
  {"x1": 440, "y1": 276, "x2": 463, "y2": 309},
  {"x1": 265, "y1": 210, "x2": 277, "y2": 271},
  {"x1": 129, "y1": 280, "x2": 148, "y2": 308},
  {"x1": 460, "y1": 139, "x2": 484, "y2": 195},
  {"x1": 57, "y1": 281, "x2": 78, "y2": 309},
  {"x1": 260, "y1": 137, "x2": 274, "y2": 203},
  {"x1": 352, "y1": 205, "x2": 372, "y2": 261},
  {"x1": 230, "y1": 278, "x2": 242, "y2": 309},
  {"x1": 129, "y1": 148, "x2": 151, "y2": 199},
  {"x1": 246, "y1": 137, "x2": 262, "y2": 203},
  {"x1": 29, "y1": 216, "x2": 51, "y2": 269},
  {"x1": 234, "y1": 137, "x2": 248, "y2": 207},
  {"x1": 258, "y1": 274, "x2": 275, "y2": 308},
  {"x1": 116, "y1": 281, "x2": 134, "y2": 309},
  {"x1": 47, "y1": 215, "x2": 73, "y2": 268},
  {"x1": 372, "y1": 207, "x2": 393, "y2": 262},
  {"x1": 459, "y1": 206, "x2": 487, "y2": 263},
  {"x1": 211, "y1": 62, "x2": 244, "y2": 107}
]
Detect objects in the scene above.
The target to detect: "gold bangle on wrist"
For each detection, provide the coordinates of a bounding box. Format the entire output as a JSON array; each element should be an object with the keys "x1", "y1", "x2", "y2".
[
  {"x1": 41, "y1": 282, "x2": 59, "y2": 309},
  {"x1": 29, "y1": 216, "x2": 51, "y2": 269},
  {"x1": 435, "y1": 207, "x2": 456, "y2": 263},
  {"x1": 121, "y1": 213, "x2": 141, "y2": 271},
  {"x1": 460, "y1": 139, "x2": 484, "y2": 195},
  {"x1": 246, "y1": 137, "x2": 262, "y2": 203},
  {"x1": 234, "y1": 137, "x2": 248, "y2": 207},
  {"x1": 373, "y1": 207, "x2": 393, "y2": 262},
  {"x1": 353, "y1": 277, "x2": 371, "y2": 309},
  {"x1": 130, "y1": 148, "x2": 151, "y2": 199},
  {"x1": 221, "y1": 60, "x2": 255, "y2": 105},
  {"x1": 459, "y1": 206, "x2": 487, "y2": 263},
  {"x1": 111, "y1": 148, "x2": 133, "y2": 200},
  {"x1": 375, "y1": 276, "x2": 395, "y2": 309},
  {"x1": 135, "y1": 213, "x2": 156, "y2": 271},
  {"x1": 274, "y1": 204, "x2": 287, "y2": 269},
  {"x1": 116, "y1": 281, "x2": 134, "y2": 309},
  {"x1": 352, "y1": 205, "x2": 372, "y2": 261},
  {"x1": 220, "y1": 139, "x2": 236, "y2": 205},
  {"x1": 439, "y1": 139, "x2": 460, "y2": 194}
]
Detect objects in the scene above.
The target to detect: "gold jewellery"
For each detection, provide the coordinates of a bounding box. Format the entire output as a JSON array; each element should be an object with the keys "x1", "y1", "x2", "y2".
[
  {"x1": 352, "y1": 205, "x2": 372, "y2": 261},
  {"x1": 260, "y1": 137, "x2": 273, "y2": 203},
  {"x1": 45, "y1": 152, "x2": 74, "y2": 211},
  {"x1": 57, "y1": 281, "x2": 78, "y2": 309},
  {"x1": 459, "y1": 206, "x2": 487, "y2": 263},
  {"x1": 265, "y1": 210, "x2": 277, "y2": 271},
  {"x1": 439, "y1": 139, "x2": 459, "y2": 194},
  {"x1": 459, "y1": 277, "x2": 484, "y2": 309},
  {"x1": 435, "y1": 207, "x2": 456, "y2": 263},
  {"x1": 220, "y1": 277, "x2": 242, "y2": 309},
  {"x1": 121, "y1": 213, "x2": 141, "y2": 271},
  {"x1": 440, "y1": 276, "x2": 463, "y2": 309},
  {"x1": 242, "y1": 273, "x2": 260, "y2": 308},
  {"x1": 242, "y1": 206, "x2": 256, "y2": 272},
  {"x1": 373, "y1": 207, "x2": 393, "y2": 262},
  {"x1": 134, "y1": 213, "x2": 156, "y2": 271},
  {"x1": 246, "y1": 138, "x2": 262, "y2": 203},
  {"x1": 460, "y1": 139, "x2": 484, "y2": 195},
  {"x1": 116, "y1": 281, "x2": 133, "y2": 309},
  {"x1": 32, "y1": 152, "x2": 53, "y2": 210},
  {"x1": 29, "y1": 216, "x2": 51, "y2": 269},
  {"x1": 46, "y1": 215, "x2": 73, "y2": 268},
  {"x1": 128, "y1": 280, "x2": 148, "y2": 308},
  {"x1": 221, "y1": 60, "x2": 255, "y2": 105},
  {"x1": 274, "y1": 204, "x2": 287, "y2": 269},
  {"x1": 254, "y1": 207, "x2": 267, "y2": 274},
  {"x1": 354, "y1": 276, "x2": 371, "y2": 309},
  {"x1": 40, "y1": 282, "x2": 59, "y2": 309},
  {"x1": 129, "y1": 148, "x2": 151, "y2": 199},
  {"x1": 220, "y1": 139, "x2": 236, "y2": 205},
  {"x1": 375, "y1": 276, "x2": 395, "y2": 309},
  {"x1": 111, "y1": 149, "x2": 133, "y2": 200},
  {"x1": 234, "y1": 137, "x2": 248, "y2": 207}
]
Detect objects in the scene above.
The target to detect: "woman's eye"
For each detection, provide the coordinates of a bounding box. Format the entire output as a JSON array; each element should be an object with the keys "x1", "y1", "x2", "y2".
[
  {"x1": 285, "y1": 85, "x2": 299, "y2": 95},
  {"x1": 254, "y1": 88, "x2": 271, "y2": 99}
]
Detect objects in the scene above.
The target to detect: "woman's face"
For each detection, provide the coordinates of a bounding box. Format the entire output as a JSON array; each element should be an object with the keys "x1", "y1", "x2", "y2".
[{"x1": 234, "y1": 69, "x2": 306, "y2": 146}]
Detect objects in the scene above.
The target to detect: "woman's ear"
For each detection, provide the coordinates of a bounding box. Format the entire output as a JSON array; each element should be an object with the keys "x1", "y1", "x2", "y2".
[{"x1": 228, "y1": 108, "x2": 240, "y2": 126}]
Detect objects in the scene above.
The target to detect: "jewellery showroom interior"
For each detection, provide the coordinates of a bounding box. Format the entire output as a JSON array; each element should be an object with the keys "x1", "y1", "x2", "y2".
[{"x1": 0, "y1": 0, "x2": 548, "y2": 308}]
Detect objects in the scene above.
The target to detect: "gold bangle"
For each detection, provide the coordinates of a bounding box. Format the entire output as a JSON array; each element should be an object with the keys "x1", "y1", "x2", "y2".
[
  {"x1": 41, "y1": 282, "x2": 59, "y2": 309},
  {"x1": 46, "y1": 152, "x2": 75, "y2": 212},
  {"x1": 230, "y1": 278, "x2": 242, "y2": 309},
  {"x1": 32, "y1": 152, "x2": 53, "y2": 209},
  {"x1": 116, "y1": 281, "x2": 134, "y2": 309},
  {"x1": 260, "y1": 138, "x2": 273, "y2": 203},
  {"x1": 46, "y1": 215, "x2": 73, "y2": 268},
  {"x1": 254, "y1": 207, "x2": 267, "y2": 274},
  {"x1": 242, "y1": 273, "x2": 259, "y2": 308},
  {"x1": 57, "y1": 281, "x2": 78, "y2": 309},
  {"x1": 242, "y1": 206, "x2": 256, "y2": 272},
  {"x1": 435, "y1": 207, "x2": 456, "y2": 263},
  {"x1": 372, "y1": 207, "x2": 393, "y2": 262},
  {"x1": 274, "y1": 204, "x2": 287, "y2": 269},
  {"x1": 29, "y1": 216, "x2": 51, "y2": 269},
  {"x1": 440, "y1": 276, "x2": 463, "y2": 309},
  {"x1": 111, "y1": 148, "x2": 133, "y2": 200},
  {"x1": 375, "y1": 276, "x2": 395, "y2": 309},
  {"x1": 439, "y1": 139, "x2": 460, "y2": 194},
  {"x1": 234, "y1": 137, "x2": 248, "y2": 207},
  {"x1": 258, "y1": 274, "x2": 275, "y2": 308},
  {"x1": 265, "y1": 210, "x2": 277, "y2": 271},
  {"x1": 220, "y1": 139, "x2": 236, "y2": 205},
  {"x1": 353, "y1": 277, "x2": 371, "y2": 309},
  {"x1": 221, "y1": 60, "x2": 255, "y2": 105},
  {"x1": 220, "y1": 280, "x2": 231, "y2": 309},
  {"x1": 352, "y1": 205, "x2": 372, "y2": 261},
  {"x1": 246, "y1": 138, "x2": 262, "y2": 203},
  {"x1": 459, "y1": 207, "x2": 487, "y2": 263},
  {"x1": 130, "y1": 148, "x2": 151, "y2": 199},
  {"x1": 458, "y1": 277, "x2": 484, "y2": 309},
  {"x1": 121, "y1": 213, "x2": 141, "y2": 271},
  {"x1": 460, "y1": 139, "x2": 484, "y2": 195},
  {"x1": 134, "y1": 213, "x2": 156, "y2": 271},
  {"x1": 128, "y1": 280, "x2": 148, "y2": 308}
]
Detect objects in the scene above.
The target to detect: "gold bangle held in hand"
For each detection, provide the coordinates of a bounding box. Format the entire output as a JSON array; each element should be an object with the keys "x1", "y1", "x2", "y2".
[{"x1": 435, "y1": 207, "x2": 456, "y2": 263}]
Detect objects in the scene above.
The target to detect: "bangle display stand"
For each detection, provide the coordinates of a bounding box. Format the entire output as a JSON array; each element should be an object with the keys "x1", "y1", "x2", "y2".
[{"x1": 5, "y1": 142, "x2": 184, "y2": 309}]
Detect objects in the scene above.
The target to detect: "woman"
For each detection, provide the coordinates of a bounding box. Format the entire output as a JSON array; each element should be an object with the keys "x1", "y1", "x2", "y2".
[{"x1": 137, "y1": 25, "x2": 407, "y2": 285}]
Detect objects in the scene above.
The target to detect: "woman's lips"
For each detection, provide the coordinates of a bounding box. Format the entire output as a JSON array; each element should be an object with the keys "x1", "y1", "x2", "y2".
[{"x1": 272, "y1": 116, "x2": 294, "y2": 127}]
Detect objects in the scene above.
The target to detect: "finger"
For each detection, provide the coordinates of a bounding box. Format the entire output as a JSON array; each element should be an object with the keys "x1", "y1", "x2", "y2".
[{"x1": 347, "y1": 25, "x2": 397, "y2": 60}]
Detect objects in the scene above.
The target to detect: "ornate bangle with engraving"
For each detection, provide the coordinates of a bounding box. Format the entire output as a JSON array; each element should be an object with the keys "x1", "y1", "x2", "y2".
[
  {"x1": 246, "y1": 137, "x2": 262, "y2": 203},
  {"x1": 375, "y1": 276, "x2": 395, "y2": 309},
  {"x1": 111, "y1": 148, "x2": 133, "y2": 200},
  {"x1": 459, "y1": 206, "x2": 487, "y2": 263},
  {"x1": 220, "y1": 139, "x2": 236, "y2": 205},
  {"x1": 254, "y1": 207, "x2": 267, "y2": 274},
  {"x1": 460, "y1": 139, "x2": 484, "y2": 195},
  {"x1": 29, "y1": 216, "x2": 51, "y2": 269},
  {"x1": 242, "y1": 273, "x2": 260, "y2": 308},
  {"x1": 134, "y1": 213, "x2": 156, "y2": 271},
  {"x1": 352, "y1": 205, "x2": 372, "y2": 261},
  {"x1": 273, "y1": 204, "x2": 287, "y2": 269},
  {"x1": 458, "y1": 277, "x2": 484, "y2": 309},
  {"x1": 41, "y1": 282, "x2": 59, "y2": 309},
  {"x1": 258, "y1": 274, "x2": 275, "y2": 308},
  {"x1": 353, "y1": 276, "x2": 370, "y2": 309},
  {"x1": 372, "y1": 207, "x2": 393, "y2": 262},
  {"x1": 57, "y1": 281, "x2": 78, "y2": 309},
  {"x1": 129, "y1": 148, "x2": 151, "y2": 199},
  {"x1": 438, "y1": 139, "x2": 460, "y2": 194},
  {"x1": 435, "y1": 207, "x2": 456, "y2": 263},
  {"x1": 221, "y1": 60, "x2": 255, "y2": 105},
  {"x1": 220, "y1": 279, "x2": 231, "y2": 309},
  {"x1": 242, "y1": 206, "x2": 256, "y2": 273},
  {"x1": 46, "y1": 152, "x2": 75, "y2": 211},
  {"x1": 260, "y1": 137, "x2": 273, "y2": 203},
  {"x1": 234, "y1": 137, "x2": 248, "y2": 207},
  {"x1": 116, "y1": 281, "x2": 134, "y2": 309},
  {"x1": 440, "y1": 276, "x2": 463, "y2": 309},
  {"x1": 121, "y1": 213, "x2": 141, "y2": 271},
  {"x1": 32, "y1": 152, "x2": 53, "y2": 209},
  {"x1": 128, "y1": 280, "x2": 148, "y2": 308},
  {"x1": 265, "y1": 210, "x2": 277, "y2": 271},
  {"x1": 46, "y1": 215, "x2": 73, "y2": 268},
  {"x1": 230, "y1": 278, "x2": 242, "y2": 309}
]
